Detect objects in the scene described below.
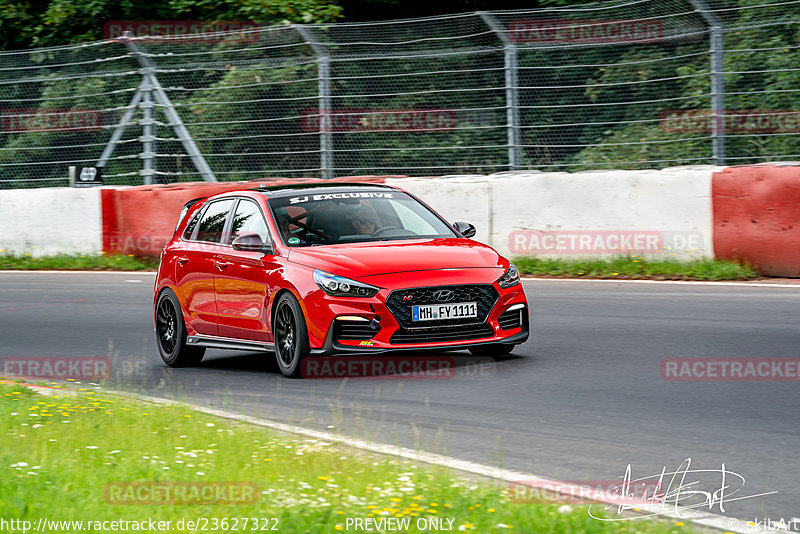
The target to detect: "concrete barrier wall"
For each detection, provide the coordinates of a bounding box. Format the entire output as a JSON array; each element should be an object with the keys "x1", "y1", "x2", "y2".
[
  {"x1": 712, "y1": 164, "x2": 800, "y2": 277},
  {"x1": 389, "y1": 166, "x2": 718, "y2": 260},
  {"x1": 3, "y1": 165, "x2": 800, "y2": 277},
  {"x1": 0, "y1": 187, "x2": 102, "y2": 256}
]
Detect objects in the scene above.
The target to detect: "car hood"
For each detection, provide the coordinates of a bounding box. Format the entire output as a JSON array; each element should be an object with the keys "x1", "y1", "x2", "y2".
[{"x1": 287, "y1": 238, "x2": 506, "y2": 279}]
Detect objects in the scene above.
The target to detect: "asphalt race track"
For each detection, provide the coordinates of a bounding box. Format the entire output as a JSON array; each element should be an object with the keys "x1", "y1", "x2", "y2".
[{"x1": 1, "y1": 272, "x2": 798, "y2": 522}]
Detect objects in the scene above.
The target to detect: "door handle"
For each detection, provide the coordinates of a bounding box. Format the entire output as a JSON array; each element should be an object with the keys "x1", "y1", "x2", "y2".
[
  {"x1": 177, "y1": 257, "x2": 189, "y2": 265},
  {"x1": 215, "y1": 261, "x2": 232, "y2": 270}
]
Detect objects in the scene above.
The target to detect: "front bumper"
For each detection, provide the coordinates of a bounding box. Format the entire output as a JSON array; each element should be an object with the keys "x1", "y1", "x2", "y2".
[
  {"x1": 310, "y1": 326, "x2": 529, "y2": 356},
  {"x1": 307, "y1": 283, "x2": 530, "y2": 357}
]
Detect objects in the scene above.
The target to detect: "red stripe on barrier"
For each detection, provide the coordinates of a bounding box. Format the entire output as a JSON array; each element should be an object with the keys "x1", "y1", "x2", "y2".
[
  {"x1": 100, "y1": 188, "x2": 119, "y2": 255},
  {"x1": 100, "y1": 177, "x2": 393, "y2": 257},
  {"x1": 712, "y1": 165, "x2": 800, "y2": 277}
]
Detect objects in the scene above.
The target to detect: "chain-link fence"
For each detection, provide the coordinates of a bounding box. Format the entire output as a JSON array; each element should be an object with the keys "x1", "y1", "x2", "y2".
[{"x1": 1, "y1": 0, "x2": 798, "y2": 188}]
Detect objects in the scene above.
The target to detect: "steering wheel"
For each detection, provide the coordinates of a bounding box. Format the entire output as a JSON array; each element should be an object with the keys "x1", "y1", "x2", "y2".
[{"x1": 371, "y1": 225, "x2": 400, "y2": 237}]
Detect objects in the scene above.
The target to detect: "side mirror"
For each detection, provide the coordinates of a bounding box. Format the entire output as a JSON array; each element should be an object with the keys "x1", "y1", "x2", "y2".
[
  {"x1": 453, "y1": 221, "x2": 476, "y2": 238},
  {"x1": 232, "y1": 233, "x2": 274, "y2": 254}
]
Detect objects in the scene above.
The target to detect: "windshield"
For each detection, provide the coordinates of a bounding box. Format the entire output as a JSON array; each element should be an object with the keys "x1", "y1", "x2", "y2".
[{"x1": 266, "y1": 190, "x2": 458, "y2": 247}]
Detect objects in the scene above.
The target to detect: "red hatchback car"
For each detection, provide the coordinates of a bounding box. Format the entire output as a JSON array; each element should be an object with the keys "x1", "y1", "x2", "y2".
[{"x1": 154, "y1": 183, "x2": 529, "y2": 377}]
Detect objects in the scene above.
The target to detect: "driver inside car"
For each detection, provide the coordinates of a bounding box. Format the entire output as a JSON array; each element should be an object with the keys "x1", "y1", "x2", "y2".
[
  {"x1": 352, "y1": 215, "x2": 379, "y2": 235},
  {"x1": 348, "y1": 208, "x2": 381, "y2": 235}
]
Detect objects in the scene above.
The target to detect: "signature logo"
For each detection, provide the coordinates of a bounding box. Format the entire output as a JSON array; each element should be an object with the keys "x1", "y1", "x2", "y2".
[
  {"x1": 588, "y1": 458, "x2": 777, "y2": 521},
  {"x1": 431, "y1": 290, "x2": 454, "y2": 302}
]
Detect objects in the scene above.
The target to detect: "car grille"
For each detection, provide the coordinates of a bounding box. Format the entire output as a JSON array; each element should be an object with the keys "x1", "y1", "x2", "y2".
[
  {"x1": 498, "y1": 308, "x2": 523, "y2": 330},
  {"x1": 333, "y1": 321, "x2": 380, "y2": 341},
  {"x1": 385, "y1": 284, "x2": 499, "y2": 345},
  {"x1": 390, "y1": 324, "x2": 495, "y2": 345},
  {"x1": 385, "y1": 284, "x2": 499, "y2": 329}
]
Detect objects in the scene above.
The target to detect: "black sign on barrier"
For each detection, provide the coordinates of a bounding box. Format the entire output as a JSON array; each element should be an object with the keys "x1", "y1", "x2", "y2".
[{"x1": 73, "y1": 166, "x2": 103, "y2": 187}]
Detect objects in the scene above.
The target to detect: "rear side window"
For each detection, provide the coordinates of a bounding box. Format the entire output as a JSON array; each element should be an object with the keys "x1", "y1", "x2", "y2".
[
  {"x1": 195, "y1": 199, "x2": 234, "y2": 243},
  {"x1": 181, "y1": 210, "x2": 202, "y2": 240},
  {"x1": 177, "y1": 197, "x2": 205, "y2": 234}
]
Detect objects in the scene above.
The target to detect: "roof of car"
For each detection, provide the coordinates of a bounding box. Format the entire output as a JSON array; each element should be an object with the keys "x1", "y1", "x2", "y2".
[{"x1": 250, "y1": 182, "x2": 397, "y2": 198}]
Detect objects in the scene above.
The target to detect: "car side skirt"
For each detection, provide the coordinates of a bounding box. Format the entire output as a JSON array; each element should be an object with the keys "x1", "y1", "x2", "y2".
[{"x1": 186, "y1": 334, "x2": 275, "y2": 353}]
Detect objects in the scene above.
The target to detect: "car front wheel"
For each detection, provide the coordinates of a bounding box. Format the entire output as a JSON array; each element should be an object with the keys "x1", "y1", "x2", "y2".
[
  {"x1": 155, "y1": 289, "x2": 205, "y2": 367},
  {"x1": 273, "y1": 293, "x2": 310, "y2": 378}
]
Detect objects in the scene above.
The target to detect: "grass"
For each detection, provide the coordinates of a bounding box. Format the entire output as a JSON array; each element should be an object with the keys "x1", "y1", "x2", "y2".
[
  {"x1": 0, "y1": 253, "x2": 159, "y2": 271},
  {"x1": 0, "y1": 380, "x2": 694, "y2": 534},
  {"x1": 514, "y1": 255, "x2": 758, "y2": 281},
  {"x1": 0, "y1": 252, "x2": 760, "y2": 281}
]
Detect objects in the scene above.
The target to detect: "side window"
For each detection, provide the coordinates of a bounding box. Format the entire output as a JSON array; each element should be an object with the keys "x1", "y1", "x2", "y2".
[
  {"x1": 181, "y1": 209, "x2": 202, "y2": 240},
  {"x1": 195, "y1": 199, "x2": 234, "y2": 243},
  {"x1": 229, "y1": 199, "x2": 269, "y2": 244}
]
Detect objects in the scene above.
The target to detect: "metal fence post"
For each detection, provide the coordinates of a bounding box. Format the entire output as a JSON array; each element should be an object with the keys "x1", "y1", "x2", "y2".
[
  {"x1": 479, "y1": 12, "x2": 521, "y2": 170},
  {"x1": 690, "y1": 0, "x2": 726, "y2": 166},
  {"x1": 140, "y1": 79, "x2": 156, "y2": 185},
  {"x1": 296, "y1": 25, "x2": 333, "y2": 179},
  {"x1": 121, "y1": 32, "x2": 217, "y2": 182},
  {"x1": 95, "y1": 87, "x2": 143, "y2": 170}
]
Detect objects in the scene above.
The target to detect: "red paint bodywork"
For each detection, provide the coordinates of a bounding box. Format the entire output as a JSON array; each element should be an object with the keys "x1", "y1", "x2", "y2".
[{"x1": 154, "y1": 186, "x2": 529, "y2": 353}]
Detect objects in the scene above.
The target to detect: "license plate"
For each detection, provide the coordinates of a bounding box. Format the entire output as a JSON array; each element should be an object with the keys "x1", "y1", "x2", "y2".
[{"x1": 412, "y1": 302, "x2": 477, "y2": 322}]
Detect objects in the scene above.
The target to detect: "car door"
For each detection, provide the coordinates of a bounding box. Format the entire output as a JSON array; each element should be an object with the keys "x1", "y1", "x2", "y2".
[
  {"x1": 174, "y1": 198, "x2": 235, "y2": 337},
  {"x1": 214, "y1": 198, "x2": 281, "y2": 342}
]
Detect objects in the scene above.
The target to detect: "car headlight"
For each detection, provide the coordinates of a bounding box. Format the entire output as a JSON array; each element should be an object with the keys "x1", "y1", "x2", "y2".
[
  {"x1": 313, "y1": 270, "x2": 380, "y2": 297},
  {"x1": 496, "y1": 263, "x2": 520, "y2": 288}
]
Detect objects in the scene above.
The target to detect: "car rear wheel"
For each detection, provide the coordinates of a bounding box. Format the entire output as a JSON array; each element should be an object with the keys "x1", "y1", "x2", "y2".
[
  {"x1": 469, "y1": 343, "x2": 514, "y2": 356},
  {"x1": 155, "y1": 289, "x2": 205, "y2": 367},
  {"x1": 273, "y1": 293, "x2": 310, "y2": 378}
]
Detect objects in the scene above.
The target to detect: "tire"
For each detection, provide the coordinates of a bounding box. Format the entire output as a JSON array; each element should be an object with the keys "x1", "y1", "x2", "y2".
[
  {"x1": 155, "y1": 289, "x2": 206, "y2": 367},
  {"x1": 468, "y1": 343, "x2": 515, "y2": 357},
  {"x1": 273, "y1": 293, "x2": 310, "y2": 378}
]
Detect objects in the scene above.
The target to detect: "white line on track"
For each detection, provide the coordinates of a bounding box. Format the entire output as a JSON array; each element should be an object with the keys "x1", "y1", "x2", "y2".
[{"x1": 87, "y1": 388, "x2": 791, "y2": 534}]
